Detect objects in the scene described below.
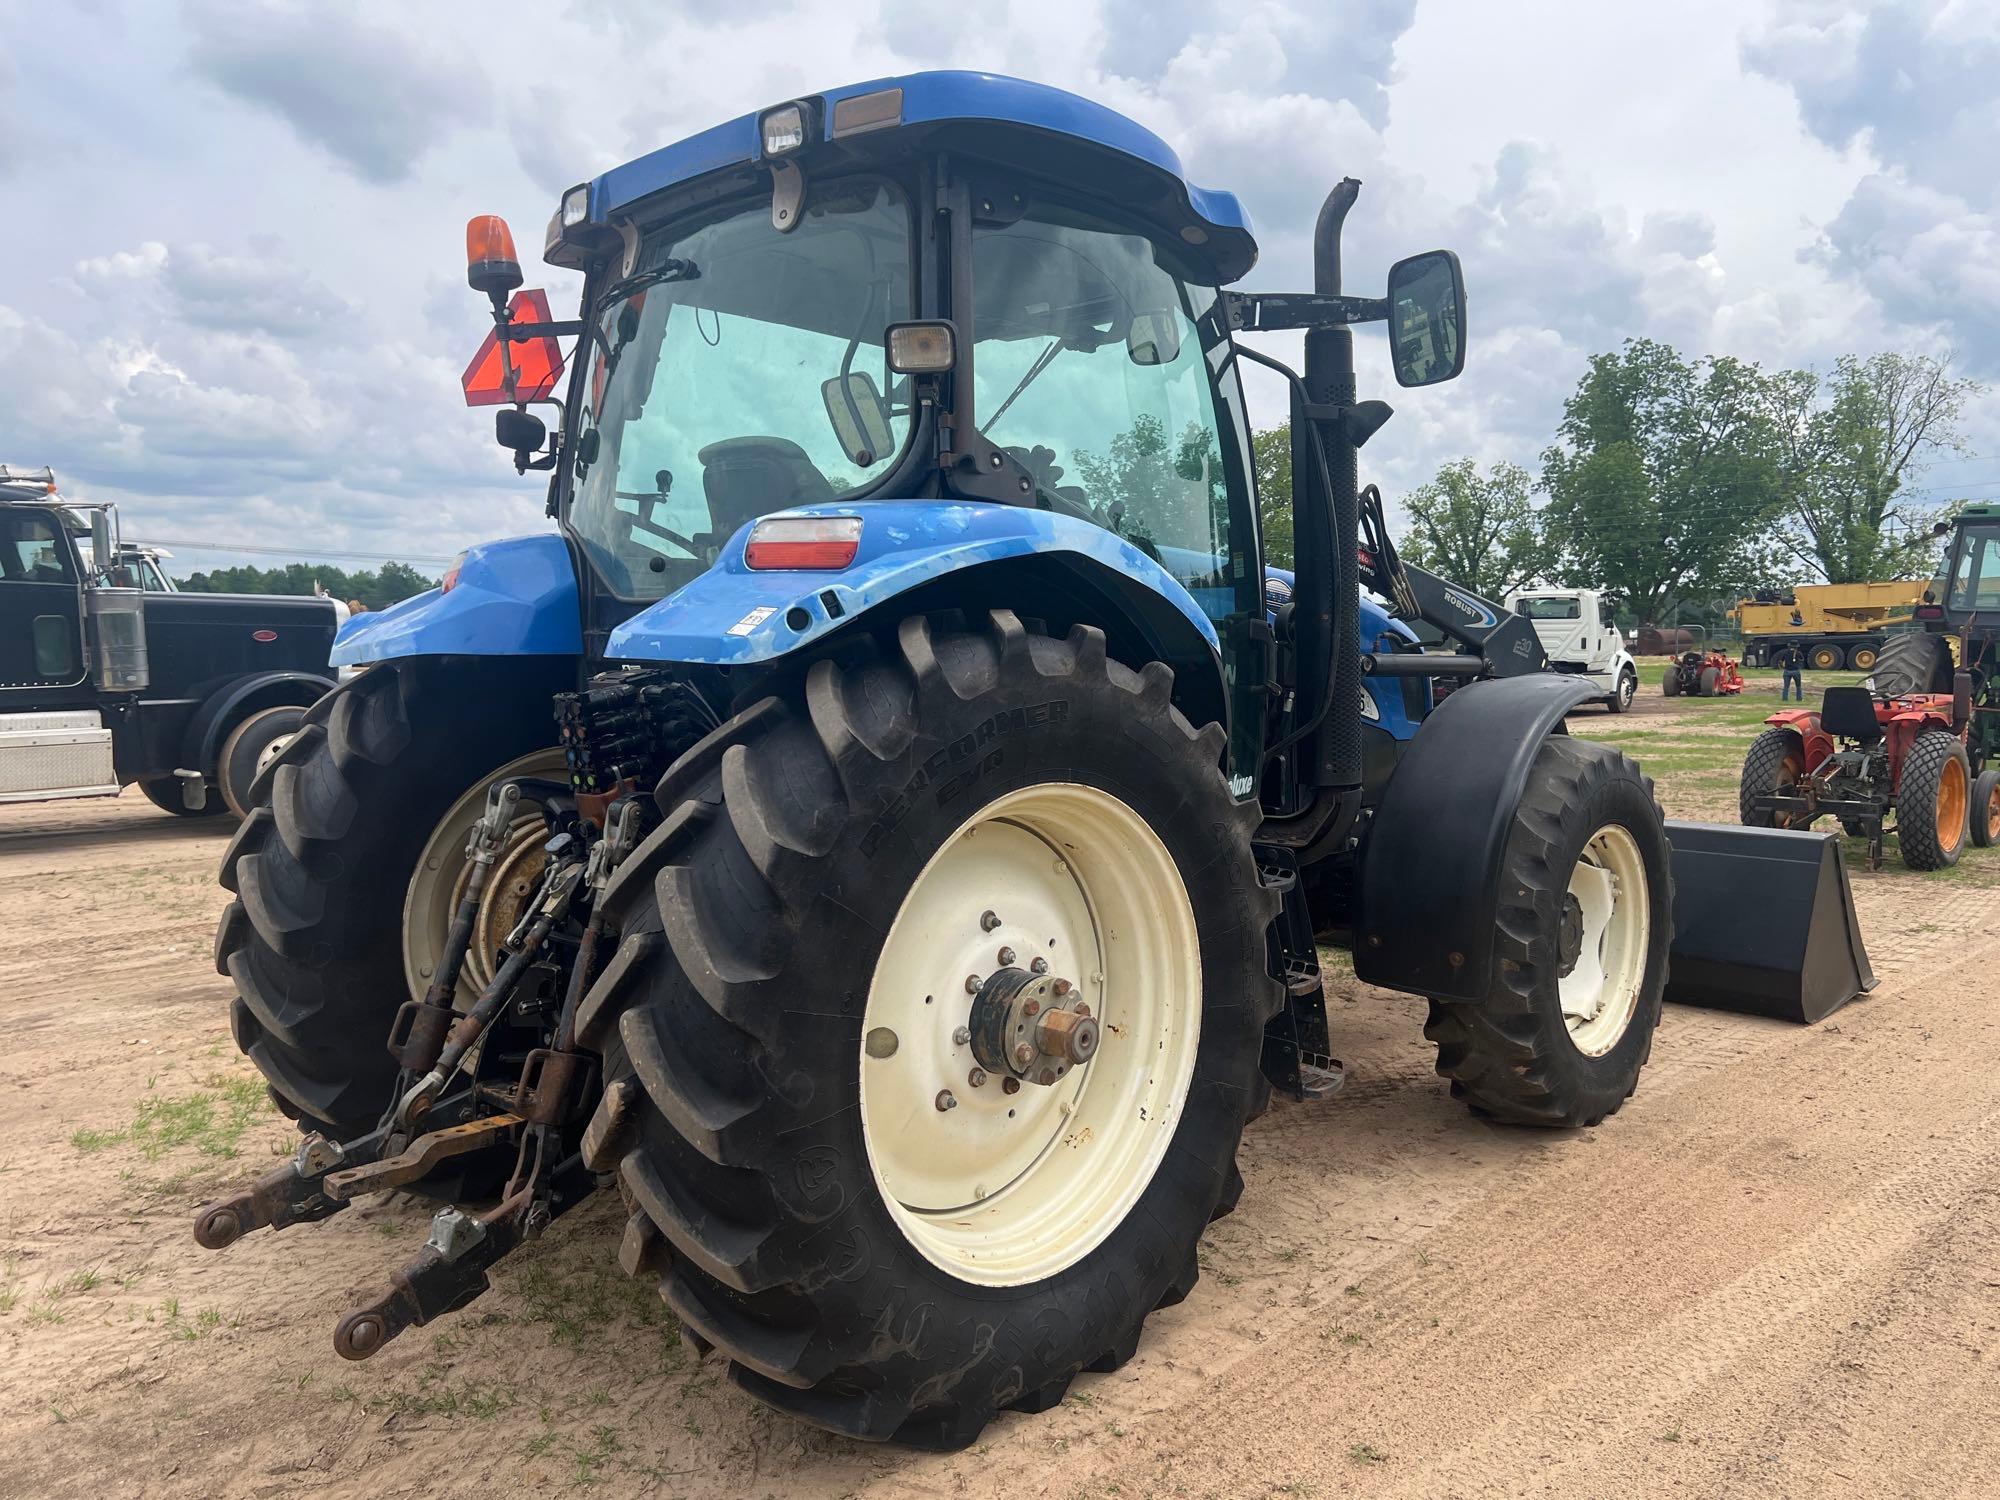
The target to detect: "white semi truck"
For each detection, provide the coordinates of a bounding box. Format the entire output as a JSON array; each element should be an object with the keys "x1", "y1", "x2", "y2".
[{"x1": 1505, "y1": 588, "x2": 1638, "y2": 713}]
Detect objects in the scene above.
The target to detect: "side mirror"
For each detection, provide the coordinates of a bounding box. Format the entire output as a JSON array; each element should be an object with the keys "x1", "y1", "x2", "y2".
[
  {"x1": 496, "y1": 408, "x2": 547, "y2": 456},
  {"x1": 1385, "y1": 249, "x2": 1466, "y2": 388},
  {"x1": 821, "y1": 373, "x2": 895, "y2": 466},
  {"x1": 88, "y1": 510, "x2": 112, "y2": 577},
  {"x1": 1126, "y1": 311, "x2": 1182, "y2": 366}
]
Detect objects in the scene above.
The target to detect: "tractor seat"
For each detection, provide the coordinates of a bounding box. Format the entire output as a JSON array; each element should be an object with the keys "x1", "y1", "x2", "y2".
[
  {"x1": 1819, "y1": 684, "x2": 1883, "y2": 744},
  {"x1": 696, "y1": 437, "x2": 836, "y2": 549}
]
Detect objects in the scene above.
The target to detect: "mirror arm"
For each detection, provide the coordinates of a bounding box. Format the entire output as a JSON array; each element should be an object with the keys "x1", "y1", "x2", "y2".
[
  {"x1": 499, "y1": 320, "x2": 584, "y2": 341},
  {"x1": 1221, "y1": 291, "x2": 1387, "y2": 333}
]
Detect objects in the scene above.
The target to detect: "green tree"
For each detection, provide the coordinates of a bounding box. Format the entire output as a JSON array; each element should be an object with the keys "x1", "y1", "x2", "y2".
[
  {"x1": 1540, "y1": 338, "x2": 1788, "y2": 625},
  {"x1": 177, "y1": 559, "x2": 439, "y2": 608},
  {"x1": 1250, "y1": 425, "x2": 1294, "y2": 567},
  {"x1": 1396, "y1": 458, "x2": 1550, "y2": 600},
  {"x1": 1769, "y1": 352, "x2": 1981, "y2": 582}
]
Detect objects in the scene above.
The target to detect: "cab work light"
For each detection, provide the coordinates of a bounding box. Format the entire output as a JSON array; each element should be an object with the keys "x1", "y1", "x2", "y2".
[
  {"x1": 886, "y1": 320, "x2": 956, "y2": 374},
  {"x1": 744, "y1": 516, "x2": 862, "y2": 570},
  {"x1": 760, "y1": 103, "x2": 808, "y2": 155}
]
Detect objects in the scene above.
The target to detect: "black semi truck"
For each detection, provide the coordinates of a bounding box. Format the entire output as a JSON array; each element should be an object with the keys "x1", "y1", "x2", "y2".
[{"x1": 1, "y1": 466, "x2": 343, "y2": 818}]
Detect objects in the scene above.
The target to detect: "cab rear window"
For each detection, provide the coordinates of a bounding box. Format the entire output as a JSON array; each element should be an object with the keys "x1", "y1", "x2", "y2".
[{"x1": 1514, "y1": 597, "x2": 1579, "y2": 620}]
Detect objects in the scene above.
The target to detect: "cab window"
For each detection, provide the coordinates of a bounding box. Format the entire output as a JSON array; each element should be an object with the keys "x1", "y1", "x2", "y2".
[
  {"x1": 1513, "y1": 596, "x2": 1579, "y2": 621},
  {"x1": 970, "y1": 201, "x2": 1252, "y2": 625},
  {"x1": 1948, "y1": 526, "x2": 2000, "y2": 610},
  {"x1": 1, "y1": 512, "x2": 73, "y2": 584}
]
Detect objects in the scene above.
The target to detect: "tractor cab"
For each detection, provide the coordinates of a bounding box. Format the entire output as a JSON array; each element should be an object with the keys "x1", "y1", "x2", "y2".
[{"x1": 416, "y1": 73, "x2": 1466, "y2": 813}]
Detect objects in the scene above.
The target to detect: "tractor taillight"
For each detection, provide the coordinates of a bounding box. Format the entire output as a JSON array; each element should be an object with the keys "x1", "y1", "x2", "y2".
[
  {"x1": 441, "y1": 552, "x2": 467, "y2": 592},
  {"x1": 744, "y1": 516, "x2": 862, "y2": 570},
  {"x1": 1915, "y1": 603, "x2": 1945, "y2": 621}
]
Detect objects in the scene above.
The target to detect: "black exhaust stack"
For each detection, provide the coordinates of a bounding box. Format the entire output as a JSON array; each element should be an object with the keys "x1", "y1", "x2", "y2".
[{"x1": 1662, "y1": 822, "x2": 1876, "y2": 1024}]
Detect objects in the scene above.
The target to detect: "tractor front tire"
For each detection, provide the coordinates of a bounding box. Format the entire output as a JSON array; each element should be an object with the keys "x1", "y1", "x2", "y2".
[
  {"x1": 1970, "y1": 768, "x2": 2000, "y2": 849},
  {"x1": 215, "y1": 658, "x2": 566, "y2": 1137},
  {"x1": 1662, "y1": 669, "x2": 1681, "y2": 698},
  {"x1": 1739, "y1": 727, "x2": 1809, "y2": 829},
  {"x1": 1896, "y1": 729, "x2": 1971, "y2": 871},
  {"x1": 576, "y1": 612, "x2": 1281, "y2": 1449},
  {"x1": 1424, "y1": 736, "x2": 1671, "y2": 1127}
]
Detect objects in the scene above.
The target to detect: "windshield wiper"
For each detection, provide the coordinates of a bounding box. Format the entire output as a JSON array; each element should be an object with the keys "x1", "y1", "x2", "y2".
[
  {"x1": 599, "y1": 258, "x2": 701, "y2": 308},
  {"x1": 984, "y1": 337, "x2": 1065, "y2": 435}
]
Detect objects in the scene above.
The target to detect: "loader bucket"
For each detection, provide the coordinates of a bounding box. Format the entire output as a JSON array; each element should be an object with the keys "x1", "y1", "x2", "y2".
[{"x1": 1661, "y1": 821, "x2": 1876, "y2": 1024}]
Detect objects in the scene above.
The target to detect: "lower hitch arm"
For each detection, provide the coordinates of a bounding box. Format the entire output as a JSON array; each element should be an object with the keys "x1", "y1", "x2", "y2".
[{"x1": 191, "y1": 1125, "x2": 390, "y2": 1250}]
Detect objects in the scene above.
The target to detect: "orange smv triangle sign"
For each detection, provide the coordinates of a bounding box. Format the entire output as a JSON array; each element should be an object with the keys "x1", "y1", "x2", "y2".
[{"x1": 461, "y1": 289, "x2": 565, "y2": 407}]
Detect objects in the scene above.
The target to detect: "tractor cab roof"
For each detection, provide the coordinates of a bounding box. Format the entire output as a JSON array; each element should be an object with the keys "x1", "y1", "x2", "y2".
[{"x1": 562, "y1": 70, "x2": 1259, "y2": 284}]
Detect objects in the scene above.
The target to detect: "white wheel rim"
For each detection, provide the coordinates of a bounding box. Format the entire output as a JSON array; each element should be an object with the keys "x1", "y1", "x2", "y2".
[
  {"x1": 255, "y1": 731, "x2": 293, "y2": 779},
  {"x1": 402, "y1": 748, "x2": 567, "y2": 1005},
  {"x1": 860, "y1": 783, "x2": 1201, "y2": 1287},
  {"x1": 1558, "y1": 824, "x2": 1650, "y2": 1057}
]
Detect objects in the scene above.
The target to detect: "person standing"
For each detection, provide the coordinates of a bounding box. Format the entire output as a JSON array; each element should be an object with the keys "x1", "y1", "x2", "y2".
[{"x1": 1776, "y1": 642, "x2": 1804, "y2": 701}]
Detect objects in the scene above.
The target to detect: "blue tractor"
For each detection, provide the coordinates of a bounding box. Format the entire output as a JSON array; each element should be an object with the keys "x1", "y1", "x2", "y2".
[{"x1": 198, "y1": 74, "x2": 1677, "y2": 1446}]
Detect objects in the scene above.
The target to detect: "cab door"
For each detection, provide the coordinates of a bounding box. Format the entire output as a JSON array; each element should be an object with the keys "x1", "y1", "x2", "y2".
[{"x1": 0, "y1": 508, "x2": 89, "y2": 694}]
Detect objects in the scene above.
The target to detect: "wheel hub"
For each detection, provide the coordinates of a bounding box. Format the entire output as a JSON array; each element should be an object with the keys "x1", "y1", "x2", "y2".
[
  {"x1": 968, "y1": 968, "x2": 1100, "y2": 1086},
  {"x1": 1557, "y1": 892, "x2": 1585, "y2": 977}
]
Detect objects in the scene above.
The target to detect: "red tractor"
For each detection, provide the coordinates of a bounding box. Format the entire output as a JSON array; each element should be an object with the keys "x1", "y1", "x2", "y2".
[
  {"x1": 1738, "y1": 644, "x2": 1971, "y2": 870},
  {"x1": 1661, "y1": 627, "x2": 1744, "y2": 698}
]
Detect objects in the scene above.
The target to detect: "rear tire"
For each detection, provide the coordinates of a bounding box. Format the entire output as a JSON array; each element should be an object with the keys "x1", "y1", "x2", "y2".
[
  {"x1": 1896, "y1": 730, "x2": 1970, "y2": 871},
  {"x1": 575, "y1": 612, "x2": 1281, "y2": 1449},
  {"x1": 217, "y1": 703, "x2": 307, "y2": 818},
  {"x1": 140, "y1": 777, "x2": 227, "y2": 817},
  {"x1": 1662, "y1": 669, "x2": 1681, "y2": 698},
  {"x1": 1739, "y1": 727, "x2": 1809, "y2": 829},
  {"x1": 1699, "y1": 665, "x2": 1720, "y2": 697},
  {"x1": 1847, "y1": 644, "x2": 1879, "y2": 672},
  {"x1": 1870, "y1": 633, "x2": 1953, "y2": 698},
  {"x1": 1971, "y1": 768, "x2": 2000, "y2": 849},
  {"x1": 1808, "y1": 643, "x2": 1842, "y2": 671},
  {"x1": 214, "y1": 659, "x2": 567, "y2": 1137},
  {"x1": 1424, "y1": 737, "x2": 1671, "y2": 1127}
]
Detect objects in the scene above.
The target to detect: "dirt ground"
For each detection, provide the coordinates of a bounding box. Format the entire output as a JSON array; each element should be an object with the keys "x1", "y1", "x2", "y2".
[{"x1": 4, "y1": 674, "x2": 1997, "y2": 1499}]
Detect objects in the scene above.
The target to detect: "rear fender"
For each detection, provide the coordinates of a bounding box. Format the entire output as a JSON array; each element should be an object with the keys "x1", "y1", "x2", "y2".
[
  {"x1": 1351, "y1": 672, "x2": 1601, "y2": 1001},
  {"x1": 606, "y1": 502, "x2": 1221, "y2": 667},
  {"x1": 330, "y1": 534, "x2": 584, "y2": 667},
  {"x1": 1765, "y1": 710, "x2": 1830, "y2": 771}
]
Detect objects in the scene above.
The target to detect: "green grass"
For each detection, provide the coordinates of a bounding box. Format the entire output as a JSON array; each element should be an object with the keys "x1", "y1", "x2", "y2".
[{"x1": 68, "y1": 1075, "x2": 273, "y2": 1162}]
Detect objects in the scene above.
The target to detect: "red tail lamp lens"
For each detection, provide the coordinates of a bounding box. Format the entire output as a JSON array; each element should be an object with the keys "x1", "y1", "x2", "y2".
[
  {"x1": 744, "y1": 516, "x2": 863, "y2": 570},
  {"x1": 1915, "y1": 604, "x2": 1946, "y2": 620}
]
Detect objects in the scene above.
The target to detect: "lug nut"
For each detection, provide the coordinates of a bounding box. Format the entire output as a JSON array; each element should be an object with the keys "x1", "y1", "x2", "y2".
[
  {"x1": 968, "y1": 1068, "x2": 988, "y2": 1088},
  {"x1": 1052, "y1": 978, "x2": 1073, "y2": 997},
  {"x1": 952, "y1": 1026, "x2": 971, "y2": 1046},
  {"x1": 997, "y1": 946, "x2": 1017, "y2": 966},
  {"x1": 935, "y1": 1090, "x2": 957, "y2": 1112},
  {"x1": 980, "y1": 910, "x2": 1002, "y2": 932},
  {"x1": 1037, "y1": 1067, "x2": 1058, "y2": 1086},
  {"x1": 1030, "y1": 957, "x2": 1049, "y2": 975},
  {"x1": 1012, "y1": 1043, "x2": 1035, "y2": 1068},
  {"x1": 1022, "y1": 998, "x2": 1041, "y2": 1018},
  {"x1": 965, "y1": 974, "x2": 983, "y2": 995},
  {"x1": 1001, "y1": 1077, "x2": 1021, "y2": 1095}
]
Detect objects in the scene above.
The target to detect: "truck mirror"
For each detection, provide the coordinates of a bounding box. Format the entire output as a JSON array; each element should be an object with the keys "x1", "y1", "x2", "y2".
[
  {"x1": 495, "y1": 408, "x2": 547, "y2": 455},
  {"x1": 88, "y1": 510, "x2": 112, "y2": 580},
  {"x1": 821, "y1": 372, "x2": 894, "y2": 466},
  {"x1": 1385, "y1": 249, "x2": 1466, "y2": 388},
  {"x1": 1126, "y1": 311, "x2": 1181, "y2": 366}
]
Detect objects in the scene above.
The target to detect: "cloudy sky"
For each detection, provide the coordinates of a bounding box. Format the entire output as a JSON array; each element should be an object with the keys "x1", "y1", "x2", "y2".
[{"x1": 5, "y1": 0, "x2": 1997, "y2": 577}]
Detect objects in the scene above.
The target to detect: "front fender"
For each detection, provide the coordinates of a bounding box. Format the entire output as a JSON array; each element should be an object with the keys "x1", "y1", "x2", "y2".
[
  {"x1": 180, "y1": 669, "x2": 336, "y2": 771},
  {"x1": 605, "y1": 502, "x2": 1221, "y2": 665},
  {"x1": 330, "y1": 534, "x2": 583, "y2": 667},
  {"x1": 1352, "y1": 672, "x2": 1601, "y2": 1002}
]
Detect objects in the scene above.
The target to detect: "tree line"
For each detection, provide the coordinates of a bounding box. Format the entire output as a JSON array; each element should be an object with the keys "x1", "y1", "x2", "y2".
[
  {"x1": 175, "y1": 559, "x2": 439, "y2": 610},
  {"x1": 1258, "y1": 340, "x2": 1980, "y2": 626}
]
